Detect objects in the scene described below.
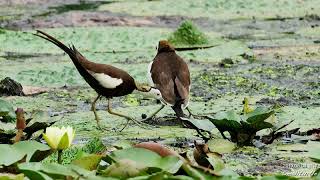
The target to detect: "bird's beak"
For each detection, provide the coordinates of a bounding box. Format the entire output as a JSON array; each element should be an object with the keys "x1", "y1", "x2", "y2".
[{"x1": 135, "y1": 82, "x2": 151, "y2": 92}]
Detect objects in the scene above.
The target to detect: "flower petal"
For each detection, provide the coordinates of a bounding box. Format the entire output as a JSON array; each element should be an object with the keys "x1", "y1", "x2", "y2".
[
  {"x1": 57, "y1": 132, "x2": 69, "y2": 150},
  {"x1": 43, "y1": 133, "x2": 57, "y2": 149}
]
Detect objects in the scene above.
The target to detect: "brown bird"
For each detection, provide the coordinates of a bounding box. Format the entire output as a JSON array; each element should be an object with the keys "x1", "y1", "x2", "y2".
[
  {"x1": 35, "y1": 30, "x2": 152, "y2": 129},
  {"x1": 146, "y1": 40, "x2": 192, "y2": 120}
]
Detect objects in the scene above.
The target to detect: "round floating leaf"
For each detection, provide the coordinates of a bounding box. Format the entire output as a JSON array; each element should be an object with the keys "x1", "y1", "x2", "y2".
[
  {"x1": 181, "y1": 117, "x2": 215, "y2": 132},
  {"x1": 0, "y1": 144, "x2": 25, "y2": 166},
  {"x1": 207, "y1": 139, "x2": 236, "y2": 154},
  {"x1": 0, "y1": 99, "x2": 15, "y2": 123},
  {"x1": 12, "y1": 140, "x2": 51, "y2": 162},
  {"x1": 24, "y1": 110, "x2": 57, "y2": 136},
  {"x1": 102, "y1": 159, "x2": 147, "y2": 179},
  {"x1": 72, "y1": 154, "x2": 102, "y2": 171},
  {"x1": 107, "y1": 147, "x2": 183, "y2": 174},
  {"x1": 308, "y1": 141, "x2": 320, "y2": 163},
  {"x1": 206, "y1": 153, "x2": 225, "y2": 174},
  {"x1": 18, "y1": 162, "x2": 82, "y2": 179}
]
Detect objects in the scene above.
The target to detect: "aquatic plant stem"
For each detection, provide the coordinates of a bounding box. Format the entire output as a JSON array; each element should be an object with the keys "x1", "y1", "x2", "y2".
[{"x1": 57, "y1": 150, "x2": 63, "y2": 164}]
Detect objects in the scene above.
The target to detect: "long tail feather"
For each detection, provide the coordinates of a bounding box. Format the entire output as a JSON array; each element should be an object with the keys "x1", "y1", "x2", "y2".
[{"x1": 34, "y1": 30, "x2": 101, "y2": 92}]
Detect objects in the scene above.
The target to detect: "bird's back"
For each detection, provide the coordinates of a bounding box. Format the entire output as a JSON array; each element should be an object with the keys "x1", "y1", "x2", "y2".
[
  {"x1": 74, "y1": 53, "x2": 136, "y2": 97},
  {"x1": 150, "y1": 51, "x2": 190, "y2": 106}
]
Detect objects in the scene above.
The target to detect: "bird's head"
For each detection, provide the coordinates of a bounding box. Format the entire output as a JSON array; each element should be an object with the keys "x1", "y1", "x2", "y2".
[
  {"x1": 157, "y1": 40, "x2": 175, "y2": 53},
  {"x1": 135, "y1": 82, "x2": 162, "y2": 99}
]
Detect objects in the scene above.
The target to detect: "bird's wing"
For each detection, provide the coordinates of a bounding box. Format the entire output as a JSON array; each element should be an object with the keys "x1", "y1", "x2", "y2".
[
  {"x1": 175, "y1": 60, "x2": 190, "y2": 107},
  {"x1": 150, "y1": 63, "x2": 176, "y2": 105}
]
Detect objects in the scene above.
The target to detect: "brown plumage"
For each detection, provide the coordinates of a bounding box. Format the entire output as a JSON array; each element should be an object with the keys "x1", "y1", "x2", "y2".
[
  {"x1": 148, "y1": 40, "x2": 190, "y2": 118},
  {"x1": 35, "y1": 30, "x2": 150, "y2": 129}
]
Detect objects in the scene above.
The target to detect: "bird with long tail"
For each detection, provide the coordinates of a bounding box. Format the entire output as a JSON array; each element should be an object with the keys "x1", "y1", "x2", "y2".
[{"x1": 34, "y1": 30, "x2": 153, "y2": 130}]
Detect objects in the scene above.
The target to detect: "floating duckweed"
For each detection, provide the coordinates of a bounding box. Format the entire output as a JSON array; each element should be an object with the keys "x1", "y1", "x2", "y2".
[{"x1": 168, "y1": 20, "x2": 209, "y2": 46}]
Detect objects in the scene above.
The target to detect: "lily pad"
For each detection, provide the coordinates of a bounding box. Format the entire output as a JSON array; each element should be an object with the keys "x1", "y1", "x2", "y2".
[
  {"x1": 12, "y1": 140, "x2": 51, "y2": 162},
  {"x1": 0, "y1": 141, "x2": 51, "y2": 166},
  {"x1": 0, "y1": 144, "x2": 25, "y2": 166},
  {"x1": 207, "y1": 139, "x2": 236, "y2": 154},
  {"x1": 72, "y1": 154, "x2": 102, "y2": 171},
  {"x1": 308, "y1": 141, "x2": 320, "y2": 163},
  {"x1": 106, "y1": 147, "x2": 184, "y2": 174},
  {"x1": 24, "y1": 110, "x2": 57, "y2": 137},
  {"x1": 0, "y1": 99, "x2": 15, "y2": 123},
  {"x1": 206, "y1": 153, "x2": 225, "y2": 174},
  {"x1": 181, "y1": 117, "x2": 216, "y2": 132},
  {"x1": 18, "y1": 162, "x2": 95, "y2": 180},
  {"x1": 101, "y1": 159, "x2": 148, "y2": 179}
]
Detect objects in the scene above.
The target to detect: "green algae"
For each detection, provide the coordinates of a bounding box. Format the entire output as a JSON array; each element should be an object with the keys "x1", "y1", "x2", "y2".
[
  {"x1": 98, "y1": 0, "x2": 320, "y2": 20},
  {"x1": 296, "y1": 27, "x2": 320, "y2": 38},
  {"x1": 0, "y1": 27, "x2": 251, "y2": 88},
  {"x1": 0, "y1": 1, "x2": 320, "y2": 177}
]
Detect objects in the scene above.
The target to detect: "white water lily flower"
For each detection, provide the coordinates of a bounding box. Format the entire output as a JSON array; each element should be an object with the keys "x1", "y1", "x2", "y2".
[{"x1": 43, "y1": 126, "x2": 75, "y2": 150}]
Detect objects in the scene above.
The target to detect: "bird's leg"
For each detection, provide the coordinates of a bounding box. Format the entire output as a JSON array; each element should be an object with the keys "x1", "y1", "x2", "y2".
[
  {"x1": 186, "y1": 107, "x2": 195, "y2": 118},
  {"x1": 186, "y1": 107, "x2": 207, "y2": 119},
  {"x1": 91, "y1": 95, "x2": 102, "y2": 128},
  {"x1": 143, "y1": 104, "x2": 165, "y2": 120},
  {"x1": 107, "y1": 99, "x2": 152, "y2": 131}
]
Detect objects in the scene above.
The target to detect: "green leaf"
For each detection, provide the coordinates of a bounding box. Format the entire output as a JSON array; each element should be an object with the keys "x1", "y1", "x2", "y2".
[
  {"x1": 19, "y1": 162, "x2": 104, "y2": 180},
  {"x1": 57, "y1": 132, "x2": 69, "y2": 150},
  {"x1": 215, "y1": 110, "x2": 241, "y2": 122},
  {"x1": 245, "y1": 107, "x2": 274, "y2": 124},
  {"x1": 12, "y1": 140, "x2": 51, "y2": 162},
  {"x1": 101, "y1": 159, "x2": 148, "y2": 179},
  {"x1": 181, "y1": 117, "x2": 216, "y2": 132},
  {"x1": 0, "y1": 99, "x2": 15, "y2": 123},
  {"x1": 128, "y1": 172, "x2": 194, "y2": 180},
  {"x1": 209, "y1": 110, "x2": 242, "y2": 132},
  {"x1": 206, "y1": 153, "x2": 225, "y2": 174},
  {"x1": 207, "y1": 139, "x2": 236, "y2": 154},
  {"x1": 18, "y1": 168, "x2": 53, "y2": 180},
  {"x1": 112, "y1": 139, "x2": 134, "y2": 149},
  {"x1": 0, "y1": 144, "x2": 25, "y2": 166},
  {"x1": 24, "y1": 110, "x2": 57, "y2": 136},
  {"x1": 18, "y1": 162, "x2": 95, "y2": 179},
  {"x1": 72, "y1": 154, "x2": 102, "y2": 171},
  {"x1": 308, "y1": 141, "x2": 320, "y2": 163},
  {"x1": 243, "y1": 108, "x2": 274, "y2": 131},
  {"x1": 0, "y1": 173, "x2": 24, "y2": 180},
  {"x1": 260, "y1": 175, "x2": 299, "y2": 180},
  {"x1": 108, "y1": 147, "x2": 184, "y2": 174},
  {"x1": 0, "y1": 121, "x2": 16, "y2": 143}
]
